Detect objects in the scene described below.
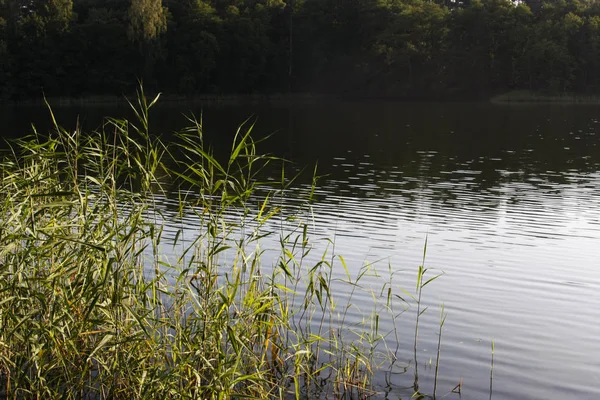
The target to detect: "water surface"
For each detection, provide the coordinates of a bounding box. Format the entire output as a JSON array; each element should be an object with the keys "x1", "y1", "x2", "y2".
[{"x1": 3, "y1": 101, "x2": 600, "y2": 399}]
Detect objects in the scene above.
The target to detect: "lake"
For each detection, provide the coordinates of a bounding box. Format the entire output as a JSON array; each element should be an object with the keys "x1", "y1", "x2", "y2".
[{"x1": 2, "y1": 101, "x2": 600, "y2": 399}]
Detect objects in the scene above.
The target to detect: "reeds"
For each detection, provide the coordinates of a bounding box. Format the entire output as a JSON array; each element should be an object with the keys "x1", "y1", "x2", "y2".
[{"x1": 0, "y1": 88, "x2": 452, "y2": 399}]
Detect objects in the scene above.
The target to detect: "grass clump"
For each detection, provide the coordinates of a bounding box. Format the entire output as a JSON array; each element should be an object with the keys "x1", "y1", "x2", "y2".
[{"x1": 0, "y1": 89, "x2": 447, "y2": 399}]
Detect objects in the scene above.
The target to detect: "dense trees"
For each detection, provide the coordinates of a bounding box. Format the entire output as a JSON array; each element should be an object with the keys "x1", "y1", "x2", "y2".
[{"x1": 2, "y1": 0, "x2": 600, "y2": 100}]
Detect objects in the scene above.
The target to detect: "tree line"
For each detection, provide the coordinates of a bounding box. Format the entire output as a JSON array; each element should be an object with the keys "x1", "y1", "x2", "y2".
[{"x1": 1, "y1": 0, "x2": 600, "y2": 100}]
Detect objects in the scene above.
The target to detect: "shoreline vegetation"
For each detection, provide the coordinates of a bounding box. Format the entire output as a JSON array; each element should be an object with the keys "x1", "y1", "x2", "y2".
[{"x1": 0, "y1": 90, "x2": 461, "y2": 399}]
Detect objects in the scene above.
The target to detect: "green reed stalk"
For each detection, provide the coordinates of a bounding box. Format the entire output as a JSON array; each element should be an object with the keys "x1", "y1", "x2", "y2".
[
  {"x1": 433, "y1": 303, "x2": 447, "y2": 399},
  {"x1": 412, "y1": 236, "x2": 443, "y2": 397},
  {"x1": 490, "y1": 339, "x2": 495, "y2": 400}
]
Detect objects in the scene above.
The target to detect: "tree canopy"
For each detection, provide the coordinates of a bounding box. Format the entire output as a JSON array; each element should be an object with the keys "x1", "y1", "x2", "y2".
[{"x1": 2, "y1": 0, "x2": 600, "y2": 100}]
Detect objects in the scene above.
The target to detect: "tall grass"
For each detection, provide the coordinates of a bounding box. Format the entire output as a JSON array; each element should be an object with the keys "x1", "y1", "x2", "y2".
[{"x1": 0, "y1": 89, "x2": 452, "y2": 399}]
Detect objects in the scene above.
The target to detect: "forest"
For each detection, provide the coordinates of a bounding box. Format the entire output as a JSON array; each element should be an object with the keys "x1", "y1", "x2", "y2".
[{"x1": 1, "y1": 0, "x2": 600, "y2": 100}]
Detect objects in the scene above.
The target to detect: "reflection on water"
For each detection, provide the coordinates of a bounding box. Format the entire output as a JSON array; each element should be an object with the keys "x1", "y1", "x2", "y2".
[{"x1": 3, "y1": 102, "x2": 600, "y2": 399}]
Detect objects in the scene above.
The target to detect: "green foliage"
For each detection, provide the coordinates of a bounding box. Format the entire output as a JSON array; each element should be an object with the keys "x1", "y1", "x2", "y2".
[
  {"x1": 163, "y1": 0, "x2": 221, "y2": 93},
  {"x1": 373, "y1": 0, "x2": 449, "y2": 95},
  {"x1": 128, "y1": 0, "x2": 167, "y2": 42},
  {"x1": 4, "y1": 0, "x2": 600, "y2": 99}
]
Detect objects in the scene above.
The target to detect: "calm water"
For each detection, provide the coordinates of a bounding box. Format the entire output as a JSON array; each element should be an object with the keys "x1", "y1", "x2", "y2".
[{"x1": 3, "y1": 101, "x2": 600, "y2": 399}]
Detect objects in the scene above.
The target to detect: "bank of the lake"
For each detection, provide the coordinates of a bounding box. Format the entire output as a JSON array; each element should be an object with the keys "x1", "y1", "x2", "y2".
[
  {"x1": 0, "y1": 92, "x2": 339, "y2": 107},
  {"x1": 13, "y1": 89, "x2": 600, "y2": 109},
  {"x1": 491, "y1": 90, "x2": 600, "y2": 104}
]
